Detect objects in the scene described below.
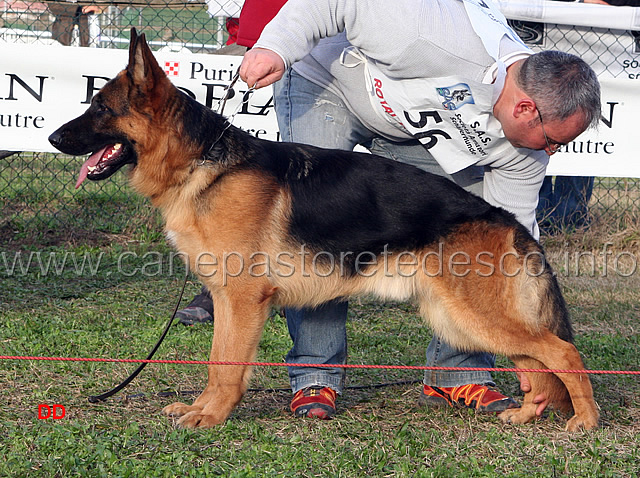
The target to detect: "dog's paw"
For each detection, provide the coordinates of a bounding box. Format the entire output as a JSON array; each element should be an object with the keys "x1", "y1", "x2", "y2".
[
  {"x1": 498, "y1": 407, "x2": 535, "y2": 425},
  {"x1": 162, "y1": 402, "x2": 202, "y2": 418},
  {"x1": 565, "y1": 414, "x2": 598, "y2": 432},
  {"x1": 176, "y1": 410, "x2": 224, "y2": 429}
]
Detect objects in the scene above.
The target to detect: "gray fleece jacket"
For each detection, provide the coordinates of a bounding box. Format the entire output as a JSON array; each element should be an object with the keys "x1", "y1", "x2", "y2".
[{"x1": 255, "y1": 0, "x2": 549, "y2": 237}]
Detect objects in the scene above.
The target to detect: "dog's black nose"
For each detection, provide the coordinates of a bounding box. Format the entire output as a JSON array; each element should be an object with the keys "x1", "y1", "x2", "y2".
[{"x1": 48, "y1": 130, "x2": 62, "y2": 148}]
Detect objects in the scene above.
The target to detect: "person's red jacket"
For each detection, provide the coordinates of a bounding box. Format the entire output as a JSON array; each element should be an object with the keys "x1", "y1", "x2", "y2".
[{"x1": 236, "y1": 0, "x2": 288, "y2": 48}]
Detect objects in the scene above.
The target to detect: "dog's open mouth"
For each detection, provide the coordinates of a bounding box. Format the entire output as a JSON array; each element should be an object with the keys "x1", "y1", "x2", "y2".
[{"x1": 76, "y1": 143, "x2": 132, "y2": 189}]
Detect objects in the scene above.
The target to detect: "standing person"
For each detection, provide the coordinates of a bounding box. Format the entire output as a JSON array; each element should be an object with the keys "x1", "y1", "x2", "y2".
[
  {"x1": 239, "y1": 0, "x2": 600, "y2": 419},
  {"x1": 48, "y1": 1, "x2": 100, "y2": 47}
]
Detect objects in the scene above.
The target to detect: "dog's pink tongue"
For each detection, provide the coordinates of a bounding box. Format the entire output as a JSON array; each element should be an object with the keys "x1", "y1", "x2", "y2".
[{"x1": 75, "y1": 147, "x2": 108, "y2": 189}]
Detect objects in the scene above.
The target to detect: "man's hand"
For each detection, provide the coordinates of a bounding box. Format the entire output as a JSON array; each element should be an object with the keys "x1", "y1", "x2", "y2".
[
  {"x1": 517, "y1": 371, "x2": 548, "y2": 416},
  {"x1": 239, "y1": 48, "x2": 286, "y2": 89},
  {"x1": 82, "y1": 5, "x2": 102, "y2": 14}
]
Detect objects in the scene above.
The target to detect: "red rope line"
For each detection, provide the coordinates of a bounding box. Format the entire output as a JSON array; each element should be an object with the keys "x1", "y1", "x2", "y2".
[{"x1": 1, "y1": 355, "x2": 638, "y2": 375}]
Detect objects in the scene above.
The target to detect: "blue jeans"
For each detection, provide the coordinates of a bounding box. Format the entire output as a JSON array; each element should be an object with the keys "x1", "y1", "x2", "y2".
[
  {"x1": 274, "y1": 69, "x2": 496, "y2": 394},
  {"x1": 537, "y1": 176, "x2": 594, "y2": 232}
]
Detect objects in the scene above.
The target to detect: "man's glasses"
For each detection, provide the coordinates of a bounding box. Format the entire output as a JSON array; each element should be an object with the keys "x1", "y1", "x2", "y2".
[{"x1": 536, "y1": 106, "x2": 562, "y2": 155}]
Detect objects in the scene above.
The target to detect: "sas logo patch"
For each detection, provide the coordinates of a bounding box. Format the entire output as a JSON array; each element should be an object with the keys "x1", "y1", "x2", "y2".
[{"x1": 436, "y1": 83, "x2": 475, "y2": 110}]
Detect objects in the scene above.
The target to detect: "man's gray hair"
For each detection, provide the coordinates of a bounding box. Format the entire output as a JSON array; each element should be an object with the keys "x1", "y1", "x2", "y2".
[{"x1": 516, "y1": 50, "x2": 601, "y2": 130}]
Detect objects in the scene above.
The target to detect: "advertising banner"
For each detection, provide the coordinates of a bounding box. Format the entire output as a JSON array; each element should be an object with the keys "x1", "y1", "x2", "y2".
[
  {"x1": 0, "y1": 30, "x2": 638, "y2": 176},
  {"x1": 0, "y1": 43, "x2": 278, "y2": 153}
]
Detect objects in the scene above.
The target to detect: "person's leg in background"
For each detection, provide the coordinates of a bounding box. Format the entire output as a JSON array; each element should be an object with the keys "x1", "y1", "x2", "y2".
[
  {"x1": 176, "y1": 286, "x2": 214, "y2": 326},
  {"x1": 365, "y1": 137, "x2": 518, "y2": 411},
  {"x1": 536, "y1": 176, "x2": 556, "y2": 231},
  {"x1": 274, "y1": 69, "x2": 375, "y2": 418},
  {"x1": 553, "y1": 176, "x2": 594, "y2": 229},
  {"x1": 48, "y1": 3, "x2": 76, "y2": 46},
  {"x1": 76, "y1": 9, "x2": 91, "y2": 47},
  {"x1": 537, "y1": 176, "x2": 594, "y2": 233}
]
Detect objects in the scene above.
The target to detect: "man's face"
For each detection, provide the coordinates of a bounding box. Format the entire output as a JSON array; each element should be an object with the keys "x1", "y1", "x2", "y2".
[{"x1": 503, "y1": 109, "x2": 587, "y2": 155}]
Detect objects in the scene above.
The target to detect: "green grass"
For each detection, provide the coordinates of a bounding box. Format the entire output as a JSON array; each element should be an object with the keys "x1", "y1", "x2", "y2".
[
  {"x1": 1, "y1": 156, "x2": 640, "y2": 476},
  {"x1": 120, "y1": 6, "x2": 226, "y2": 46},
  {"x1": 1, "y1": 153, "x2": 164, "y2": 246},
  {"x1": 1, "y1": 239, "x2": 639, "y2": 477}
]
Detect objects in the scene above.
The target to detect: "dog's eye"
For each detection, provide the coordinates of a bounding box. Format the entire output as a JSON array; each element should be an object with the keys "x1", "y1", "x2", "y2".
[{"x1": 91, "y1": 97, "x2": 111, "y2": 115}]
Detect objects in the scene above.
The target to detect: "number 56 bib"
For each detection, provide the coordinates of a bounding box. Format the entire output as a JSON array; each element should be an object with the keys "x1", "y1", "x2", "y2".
[
  {"x1": 341, "y1": 0, "x2": 529, "y2": 174},
  {"x1": 363, "y1": 59, "x2": 506, "y2": 174}
]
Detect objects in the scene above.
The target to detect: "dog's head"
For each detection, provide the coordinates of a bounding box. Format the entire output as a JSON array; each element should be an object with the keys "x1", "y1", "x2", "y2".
[{"x1": 49, "y1": 28, "x2": 175, "y2": 189}]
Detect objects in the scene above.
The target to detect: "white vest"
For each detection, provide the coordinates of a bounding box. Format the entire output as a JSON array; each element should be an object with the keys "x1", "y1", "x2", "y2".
[{"x1": 341, "y1": 0, "x2": 530, "y2": 174}]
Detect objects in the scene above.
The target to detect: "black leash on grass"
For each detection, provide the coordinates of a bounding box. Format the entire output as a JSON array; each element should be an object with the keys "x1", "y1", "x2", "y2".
[
  {"x1": 155, "y1": 380, "x2": 424, "y2": 398},
  {"x1": 88, "y1": 274, "x2": 189, "y2": 403},
  {"x1": 118, "y1": 379, "x2": 424, "y2": 402},
  {"x1": 88, "y1": 71, "x2": 247, "y2": 403}
]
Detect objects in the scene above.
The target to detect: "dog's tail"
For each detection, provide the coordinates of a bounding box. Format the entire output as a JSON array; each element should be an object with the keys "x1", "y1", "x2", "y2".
[
  {"x1": 541, "y1": 265, "x2": 573, "y2": 344},
  {"x1": 510, "y1": 226, "x2": 573, "y2": 344}
]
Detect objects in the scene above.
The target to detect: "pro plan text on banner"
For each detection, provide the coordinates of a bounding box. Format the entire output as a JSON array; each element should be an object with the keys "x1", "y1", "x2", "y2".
[{"x1": 0, "y1": 43, "x2": 278, "y2": 153}]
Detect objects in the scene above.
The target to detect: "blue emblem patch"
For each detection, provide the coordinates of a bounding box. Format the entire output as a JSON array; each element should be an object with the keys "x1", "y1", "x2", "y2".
[{"x1": 436, "y1": 83, "x2": 475, "y2": 110}]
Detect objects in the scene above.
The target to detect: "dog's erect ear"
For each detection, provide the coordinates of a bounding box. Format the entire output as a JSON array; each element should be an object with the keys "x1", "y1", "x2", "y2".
[
  {"x1": 126, "y1": 27, "x2": 168, "y2": 95},
  {"x1": 128, "y1": 28, "x2": 138, "y2": 64}
]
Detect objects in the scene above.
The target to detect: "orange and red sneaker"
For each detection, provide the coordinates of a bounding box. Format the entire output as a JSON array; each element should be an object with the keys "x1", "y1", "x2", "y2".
[
  {"x1": 290, "y1": 386, "x2": 337, "y2": 419},
  {"x1": 419, "y1": 384, "x2": 519, "y2": 413}
]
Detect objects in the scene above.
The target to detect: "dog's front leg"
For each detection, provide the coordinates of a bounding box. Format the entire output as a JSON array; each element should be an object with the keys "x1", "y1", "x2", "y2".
[{"x1": 163, "y1": 284, "x2": 275, "y2": 428}]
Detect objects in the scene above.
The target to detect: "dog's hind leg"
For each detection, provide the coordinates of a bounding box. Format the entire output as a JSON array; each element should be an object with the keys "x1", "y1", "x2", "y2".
[
  {"x1": 498, "y1": 332, "x2": 598, "y2": 431},
  {"x1": 499, "y1": 356, "x2": 572, "y2": 426},
  {"x1": 163, "y1": 283, "x2": 276, "y2": 428},
  {"x1": 421, "y1": 291, "x2": 598, "y2": 431}
]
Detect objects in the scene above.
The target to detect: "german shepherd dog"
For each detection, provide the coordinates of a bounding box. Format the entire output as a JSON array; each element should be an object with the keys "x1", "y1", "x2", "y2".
[{"x1": 49, "y1": 29, "x2": 598, "y2": 431}]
